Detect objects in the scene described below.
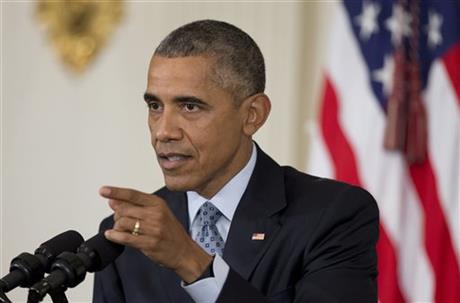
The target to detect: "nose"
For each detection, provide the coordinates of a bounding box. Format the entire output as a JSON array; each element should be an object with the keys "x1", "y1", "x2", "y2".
[{"x1": 152, "y1": 108, "x2": 183, "y2": 142}]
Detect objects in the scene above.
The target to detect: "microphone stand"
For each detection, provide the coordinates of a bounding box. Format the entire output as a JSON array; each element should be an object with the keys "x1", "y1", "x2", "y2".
[
  {"x1": 49, "y1": 286, "x2": 69, "y2": 303},
  {"x1": 0, "y1": 282, "x2": 12, "y2": 303},
  {"x1": 27, "y1": 286, "x2": 68, "y2": 303},
  {"x1": 0, "y1": 290, "x2": 12, "y2": 303}
]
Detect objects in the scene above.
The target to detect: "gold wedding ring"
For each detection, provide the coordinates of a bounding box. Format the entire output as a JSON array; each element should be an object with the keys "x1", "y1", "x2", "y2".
[{"x1": 132, "y1": 220, "x2": 141, "y2": 236}]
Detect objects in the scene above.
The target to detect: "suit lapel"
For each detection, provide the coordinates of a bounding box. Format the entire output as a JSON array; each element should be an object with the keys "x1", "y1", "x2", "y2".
[
  {"x1": 157, "y1": 189, "x2": 189, "y2": 230},
  {"x1": 223, "y1": 146, "x2": 286, "y2": 280}
]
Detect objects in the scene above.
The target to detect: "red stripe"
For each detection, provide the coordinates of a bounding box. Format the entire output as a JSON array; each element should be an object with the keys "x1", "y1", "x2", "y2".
[
  {"x1": 442, "y1": 43, "x2": 460, "y2": 106},
  {"x1": 409, "y1": 157, "x2": 460, "y2": 303},
  {"x1": 320, "y1": 77, "x2": 406, "y2": 303},
  {"x1": 377, "y1": 226, "x2": 406, "y2": 303},
  {"x1": 320, "y1": 77, "x2": 360, "y2": 187}
]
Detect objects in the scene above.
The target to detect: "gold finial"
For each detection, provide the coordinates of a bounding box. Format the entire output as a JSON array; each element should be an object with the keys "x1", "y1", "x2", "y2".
[{"x1": 36, "y1": 0, "x2": 124, "y2": 73}]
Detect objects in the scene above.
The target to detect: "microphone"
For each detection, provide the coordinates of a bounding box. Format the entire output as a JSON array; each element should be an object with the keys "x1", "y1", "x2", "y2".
[
  {"x1": 0, "y1": 230, "x2": 84, "y2": 293},
  {"x1": 29, "y1": 233, "x2": 124, "y2": 299}
]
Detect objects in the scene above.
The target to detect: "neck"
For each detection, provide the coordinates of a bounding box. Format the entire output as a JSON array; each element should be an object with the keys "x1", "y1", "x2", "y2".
[{"x1": 198, "y1": 140, "x2": 254, "y2": 199}]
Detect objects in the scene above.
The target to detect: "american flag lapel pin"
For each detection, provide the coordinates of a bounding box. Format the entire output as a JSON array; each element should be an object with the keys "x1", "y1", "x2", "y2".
[{"x1": 251, "y1": 233, "x2": 265, "y2": 241}]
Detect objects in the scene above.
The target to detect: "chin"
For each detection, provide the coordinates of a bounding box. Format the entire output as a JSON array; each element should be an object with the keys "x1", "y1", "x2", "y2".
[
  {"x1": 164, "y1": 184, "x2": 187, "y2": 192},
  {"x1": 163, "y1": 177, "x2": 193, "y2": 192}
]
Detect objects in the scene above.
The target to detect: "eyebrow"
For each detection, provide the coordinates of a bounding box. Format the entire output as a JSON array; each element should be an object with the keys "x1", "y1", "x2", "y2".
[
  {"x1": 174, "y1": 96, "x2": 209, "y2": 107},
  {"x1": 143, "y1": 92, "x2": 209, "y2": 107},
  {"x1": 144, "y1": 92, "x2": 159, "y2": 103}
]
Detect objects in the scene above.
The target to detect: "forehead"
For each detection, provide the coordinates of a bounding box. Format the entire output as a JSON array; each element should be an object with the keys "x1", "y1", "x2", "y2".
[{"x1": 147, "y1": 56, "x2": 217, "y2": 94}]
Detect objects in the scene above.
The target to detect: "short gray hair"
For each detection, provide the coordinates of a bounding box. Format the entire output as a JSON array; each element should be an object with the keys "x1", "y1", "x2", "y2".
[{"x1": 154, "y1": 19, "x2": 265, "y2": 102}]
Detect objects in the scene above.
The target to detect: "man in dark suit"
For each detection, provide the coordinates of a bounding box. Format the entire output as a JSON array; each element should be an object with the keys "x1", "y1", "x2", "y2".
[{"x1": 93, "y1": 20, "x2": 379, "y2": 303}]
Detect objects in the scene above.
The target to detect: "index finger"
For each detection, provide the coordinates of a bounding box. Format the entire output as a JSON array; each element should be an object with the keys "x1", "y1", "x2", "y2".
[{"x1": 99, "y1": 186, "x2": 154, "y2": 207}]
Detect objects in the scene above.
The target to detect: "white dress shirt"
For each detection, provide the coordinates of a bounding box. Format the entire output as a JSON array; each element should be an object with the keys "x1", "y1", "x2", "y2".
[{"x1": 182, "y1": 143, "x2": 257, "y2": 303}]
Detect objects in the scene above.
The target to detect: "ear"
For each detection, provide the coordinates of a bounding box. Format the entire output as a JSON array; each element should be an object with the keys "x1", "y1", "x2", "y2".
[{"x1": 241, "y1": 93, "x2": 271, "y2": 136}]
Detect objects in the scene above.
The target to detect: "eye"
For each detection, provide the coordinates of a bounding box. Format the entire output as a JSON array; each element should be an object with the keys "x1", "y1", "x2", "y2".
[
  {"x1": 147, "y1": 102, "x2": 162, "y2": 112},
  {"x1": 183, "y1": 103, "x2": 200, "y2": 112}
]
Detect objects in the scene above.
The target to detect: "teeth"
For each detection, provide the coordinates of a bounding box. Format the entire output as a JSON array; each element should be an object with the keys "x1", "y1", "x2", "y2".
[{"x1": 167, "y1": 156, "x2": 184, "y2": 161}]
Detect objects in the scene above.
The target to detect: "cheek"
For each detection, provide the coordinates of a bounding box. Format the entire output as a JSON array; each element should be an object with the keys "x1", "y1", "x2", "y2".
[
  {"x1": 147, "y1": 115, "x2": 155, "y2": 134},
  {"x1": 148, "y1": 125, "x2": 156, "y2": 146},
  {"x1": 193, "y1": 117, "x2": 237, "y2": 146},
  {"x1": 194, "y1": 120, "x2": 242, "y2": 161}
]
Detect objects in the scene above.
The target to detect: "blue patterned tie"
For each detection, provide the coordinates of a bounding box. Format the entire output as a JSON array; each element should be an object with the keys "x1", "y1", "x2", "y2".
[{"x1": 196, "y1": 201, "x2": 225, "y2": 256}]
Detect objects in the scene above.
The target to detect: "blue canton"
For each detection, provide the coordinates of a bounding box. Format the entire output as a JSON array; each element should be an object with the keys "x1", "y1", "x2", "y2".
[{"x1": 343, "y1": 0, "x2": 460, "y2": 110}]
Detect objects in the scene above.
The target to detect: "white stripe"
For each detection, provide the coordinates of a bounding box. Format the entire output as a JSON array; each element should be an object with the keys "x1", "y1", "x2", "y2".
[
  {"x1": 305, "y1": 121, "x2": 334, "y2": 179},
  {"x1": 398, "y1": 177, "x2": 435, "y2": 302},
  {"x1": 423, "y1": 59, "x2": 460, "y2": 260},
  {"x1": 322, "y1": 4, "x2": 435, "y2": 301}
]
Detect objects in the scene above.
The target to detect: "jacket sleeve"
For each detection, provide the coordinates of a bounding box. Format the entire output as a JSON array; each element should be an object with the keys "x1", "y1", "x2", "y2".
[{"x1": 217, "y1": 186, "x2": 379, "y2": 303}]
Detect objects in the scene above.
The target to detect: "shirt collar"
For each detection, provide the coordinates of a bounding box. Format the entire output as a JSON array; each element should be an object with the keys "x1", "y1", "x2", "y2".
[{"x1": 187, "y1": 142, "x2": 257, "y2": 225}]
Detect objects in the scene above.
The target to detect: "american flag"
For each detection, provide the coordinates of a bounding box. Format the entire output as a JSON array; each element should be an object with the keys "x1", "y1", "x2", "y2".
[{"x1": 307, "y1": 1, "x2": 460, "y2": 302}]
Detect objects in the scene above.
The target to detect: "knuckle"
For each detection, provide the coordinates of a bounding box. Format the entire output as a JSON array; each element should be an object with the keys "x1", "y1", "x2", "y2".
[
  {"x1": 112, "y1": 221, "x2": 122, "y2": 231},
  {"x1": 126, "y1": 190, "x2": 136, "y2": 201},
  {"x1": 114, "y1": 209, "x2": 124, "y2": 219},
  {"x1": 151, "y1": 195, "x2": 164, "y2": 206},
  {"x1": 115, "y1": 217, "x2": 131, "y2": 231}
]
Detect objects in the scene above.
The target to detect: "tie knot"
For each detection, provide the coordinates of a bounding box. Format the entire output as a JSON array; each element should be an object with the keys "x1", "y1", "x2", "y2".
[{"x1": 198, "y1": 201, "x2": 222, "y2": 226}]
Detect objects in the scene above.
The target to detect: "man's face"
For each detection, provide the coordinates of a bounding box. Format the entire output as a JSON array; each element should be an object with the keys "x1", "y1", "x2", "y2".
[{"x1": 145, "y1": 56, "x2": 252, "y2": 198}]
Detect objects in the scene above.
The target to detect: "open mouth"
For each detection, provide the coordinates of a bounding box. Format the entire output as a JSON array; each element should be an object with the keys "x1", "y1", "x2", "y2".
[{"x1": 157, "y1": 153, "x2": 192, "y2": 170}]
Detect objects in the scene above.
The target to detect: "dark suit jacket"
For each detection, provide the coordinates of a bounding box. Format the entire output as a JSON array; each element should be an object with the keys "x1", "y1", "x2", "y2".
[{"x1": 93, "y1": 147, "x2": 379, "y2": 303}]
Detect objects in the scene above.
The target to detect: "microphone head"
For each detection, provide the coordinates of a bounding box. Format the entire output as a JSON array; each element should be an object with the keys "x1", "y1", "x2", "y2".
[
  {"x1": 34, "y1": 230, "x2": 84, "y2": 271},
  {"x1": 77, "y1": 233, "x2": 124, "y2": 272}
]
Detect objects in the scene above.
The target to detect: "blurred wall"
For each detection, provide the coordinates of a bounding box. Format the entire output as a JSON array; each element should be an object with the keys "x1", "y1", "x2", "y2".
[{"x1": 1, "y1": 1, "x2": 335, "y2": 302}]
